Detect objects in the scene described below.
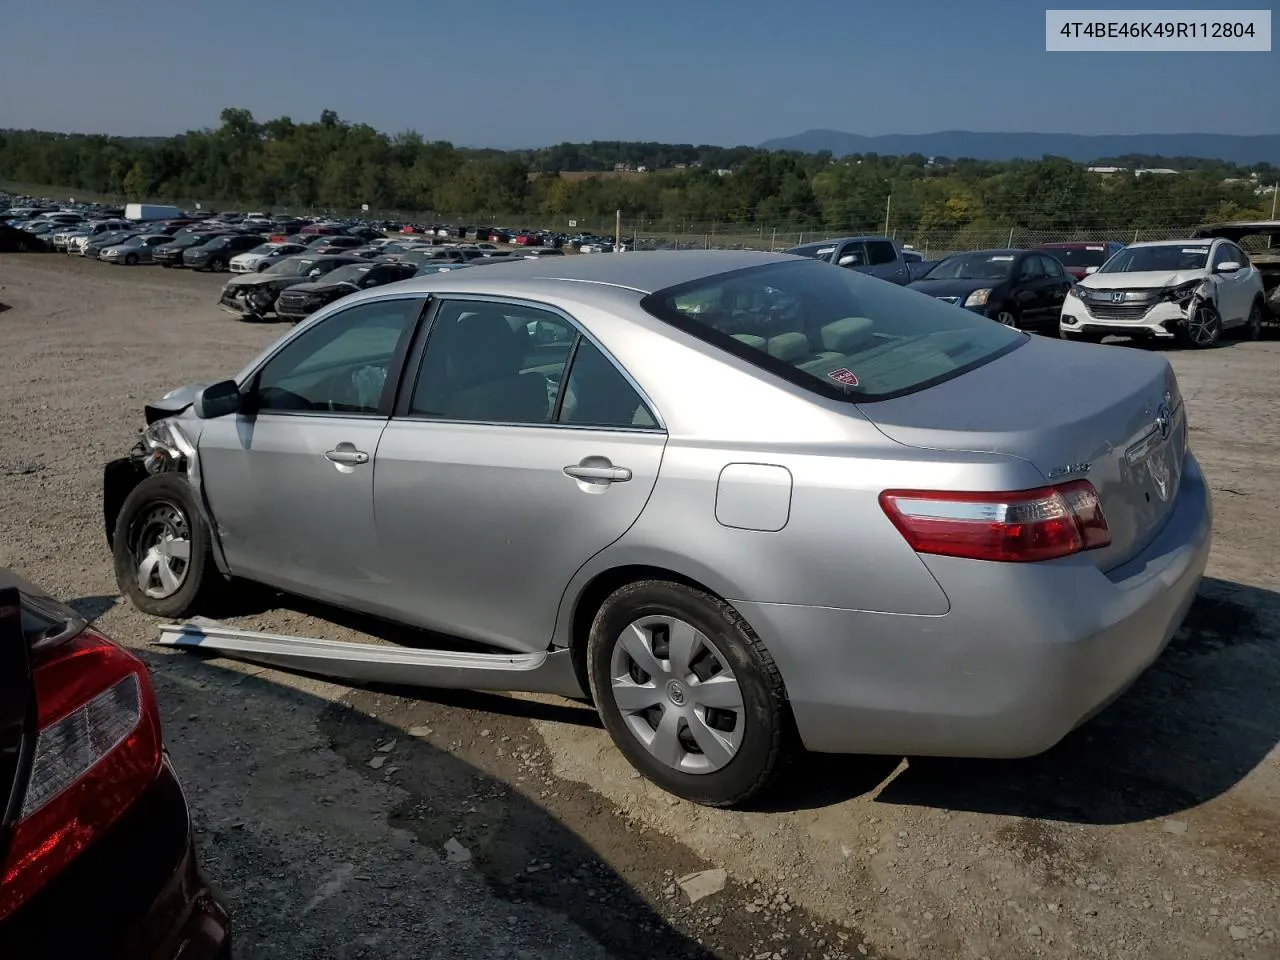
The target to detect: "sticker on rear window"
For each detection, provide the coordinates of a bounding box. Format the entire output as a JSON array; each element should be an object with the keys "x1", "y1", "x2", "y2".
[
  {"x1": 988, "y1": 255, "x2": 1015, "y2": 261},
  {"x1": 828, "y1": 368, "x2": 859, "y2": 386},
  {"x1": 1085, "y1": 245, "x2": 1104, "y2": 251}
]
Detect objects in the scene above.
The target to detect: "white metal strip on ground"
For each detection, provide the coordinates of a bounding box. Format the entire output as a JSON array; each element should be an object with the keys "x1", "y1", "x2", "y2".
[{"x1": 156, "y1": 622, "x2": 585, "y2": 697}]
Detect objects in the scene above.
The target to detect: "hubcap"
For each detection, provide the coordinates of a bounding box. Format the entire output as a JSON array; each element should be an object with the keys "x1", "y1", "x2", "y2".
[
  {"x1": 131, "y1": 501, "x2": 192, "y2": 599},
  {"x1": 609, "y1": 615, "x2": 744, "y2": 774},
  {"x1": 996, "y1": 311, "x2": 1017, "y2": 327}
]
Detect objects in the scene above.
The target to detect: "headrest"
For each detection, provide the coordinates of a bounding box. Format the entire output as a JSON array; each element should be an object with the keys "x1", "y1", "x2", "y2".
[
  {"x1": 767, "y1": 332, "x2": 810, "y2": 362},
  {"x1": 821, "y1": 316, "x2": 875, "y2": 353},
  {"x1": 731, "y1": 333, "x2": 767, "y2": 351}
]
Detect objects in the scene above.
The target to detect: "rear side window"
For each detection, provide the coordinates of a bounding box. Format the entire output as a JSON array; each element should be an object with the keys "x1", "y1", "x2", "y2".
[
  {"x1": 640, "y1": 259, "x2": 1023, "y2": 402},
  {"x1": 865, "y1": 240, "x2": 898, "y2": 265}
]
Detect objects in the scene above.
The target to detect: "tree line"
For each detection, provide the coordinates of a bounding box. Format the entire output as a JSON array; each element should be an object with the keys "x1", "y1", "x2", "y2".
[{"x1": 1, "y1": 108, "x2": 1274, "y2": 234}]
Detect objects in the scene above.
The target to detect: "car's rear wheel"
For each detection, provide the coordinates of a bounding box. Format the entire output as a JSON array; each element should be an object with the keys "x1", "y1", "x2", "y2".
[
  {"x1": 209, "y1": 256, "x2": 227, "y2": 272},
  {"x1": 1241, "y1": 299, "x2": 1264, "y2": 341},
  {"x1": 1178, "y1": 302, "x2": 1222, "y2": 348},
  {"x1": 113, "y1": 473, "x2": 220, "y2": 618},
  {"x1": 587, "y1": 580, "x2": 792, "y2": 807}
]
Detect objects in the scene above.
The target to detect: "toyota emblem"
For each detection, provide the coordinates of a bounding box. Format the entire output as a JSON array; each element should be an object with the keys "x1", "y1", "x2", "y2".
[{"x1": 1154, "y1": 402, "x2": 1172, "y2": 440}]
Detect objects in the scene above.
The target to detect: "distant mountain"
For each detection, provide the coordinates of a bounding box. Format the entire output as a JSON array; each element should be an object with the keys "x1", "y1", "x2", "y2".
[{"x1": 759, "y1": 129, "x2": 1280, "y2": 166}]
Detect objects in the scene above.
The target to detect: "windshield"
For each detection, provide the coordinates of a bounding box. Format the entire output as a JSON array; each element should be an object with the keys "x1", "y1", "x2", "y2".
[
  {"x1": 323, "y1": 264, "x2": 373, "y2": 285},
  {"x1": 266, "y1": 257, "x2": 318, "y2": 276},
  {"x1": 924, "y1": 252, "x2": 1018, "y2": 280},
  {"x1": 640, "y1": 259, "x2": 1022, "y2": 402},
  {"x1": 1098, "y1": 245, "x2": 1209, "y2": 274},
  {"x1": 246, "y1": 243, "x2": 277, "y2": 255},
  {"x1": 1040, "y1": 246, "x2": 1111, "y2": 267}
]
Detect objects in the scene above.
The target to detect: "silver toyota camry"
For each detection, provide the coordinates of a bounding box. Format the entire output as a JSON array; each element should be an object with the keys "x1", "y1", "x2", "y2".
[{"x1": 103, "y1": 251, "x2": 1212, "y2": 807}]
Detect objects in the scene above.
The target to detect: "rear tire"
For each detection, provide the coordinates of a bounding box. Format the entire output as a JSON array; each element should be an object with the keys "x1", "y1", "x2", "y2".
[
  {"x1": 587, "y1": 580, "x2": 793, "y2": 808},
  {"x1": 209, "y1": 256, "x2": 227, "y2": 272},
  {"x1": 112, "y1": 473, "x2": 221, "y2": 619},
  {"x1": 1241, "y1": 299, "x2": 1263, "y2": 341}
]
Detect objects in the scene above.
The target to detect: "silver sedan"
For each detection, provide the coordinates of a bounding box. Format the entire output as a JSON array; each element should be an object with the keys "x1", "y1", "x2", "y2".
[
  {"x1": 99, "y1": 234, "x2": 172, "y2": 265},
  {"x1": 103, "y1": 251, "x2": 1211, "y2": 807}
]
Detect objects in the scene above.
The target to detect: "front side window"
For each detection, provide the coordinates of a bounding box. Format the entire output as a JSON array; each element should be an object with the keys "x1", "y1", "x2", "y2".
[
  {"x1": 408, "y1": 301, "x2": 656, "y2": 428},
  {"x1": 253, "y1": 298, "x2": 423, "y2": 414},
  {"x1": 865, "y1": 240, "x2": 898, "y2": 266},
  {"x1": 640, "y1": 259, "x2": 1022, "y2": 402}
]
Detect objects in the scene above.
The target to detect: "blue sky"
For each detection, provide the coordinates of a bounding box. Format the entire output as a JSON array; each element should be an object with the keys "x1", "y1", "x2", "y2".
[{"x1": 0, "y1": 0, "x2": 1271, "y2": 146}]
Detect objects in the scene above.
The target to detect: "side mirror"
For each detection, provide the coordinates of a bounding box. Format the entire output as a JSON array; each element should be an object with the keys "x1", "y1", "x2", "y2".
[
  {"x1": 1215, "y1": 261, "x2": 1241, "y2": 274},
  {"x1": 194, "y1": 379, "x2": 241, "y2": 419},
  {"x1": 1084, "y1": 266, "x2": 1099, "y2": 275},
  {"x1": 309, "y1": 268, "x2": 322, "y2": 277},
  {"x1": 838, "y1": 255, "x2": 860, "y2": 267}
]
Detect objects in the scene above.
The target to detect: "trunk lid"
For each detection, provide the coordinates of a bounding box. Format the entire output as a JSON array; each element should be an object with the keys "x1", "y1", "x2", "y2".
[{"x1": 858, "y1": 336, "x2": 1186, "y2": 570}]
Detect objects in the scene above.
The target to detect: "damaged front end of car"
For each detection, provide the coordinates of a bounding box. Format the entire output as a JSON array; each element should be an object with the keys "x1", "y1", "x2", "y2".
[{"x1": 218, "y1": 279, "x2": 278, "y2": 321}]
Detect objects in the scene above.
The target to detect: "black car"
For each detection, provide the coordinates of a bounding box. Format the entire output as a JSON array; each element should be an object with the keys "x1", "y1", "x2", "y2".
[
  {"x1": 275, "y1": 261, "x2": 418, "y2": 321},
  {"x1": 153, "y1": 232, "x2": 234, "y2": 268},
  {"x1": 183, "y1": 234, "x2": 267, "y2": 272},
  {"x1": 0, "y1": 572, "x2": 230, "y2": 959},
  {"x1": 218, "y1": 254, "x2": 366, "y2": 320},
  {"x1": 904, "y1": 248, "x2": 1075, "y2": 331},
  {"x1": 0, "y1": 225, "x2": 43, "y2": 252}
]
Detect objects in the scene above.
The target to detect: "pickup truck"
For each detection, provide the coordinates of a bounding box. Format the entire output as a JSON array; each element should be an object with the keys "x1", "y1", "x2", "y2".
[{"x1": 782, "y1": 235, "x2": 935, "y2": 284}]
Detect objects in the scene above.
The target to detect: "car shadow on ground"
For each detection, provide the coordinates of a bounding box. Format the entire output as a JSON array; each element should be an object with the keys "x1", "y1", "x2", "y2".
[{"x1": 849, "y1": 576, "x2": 1280, "y2": 824}]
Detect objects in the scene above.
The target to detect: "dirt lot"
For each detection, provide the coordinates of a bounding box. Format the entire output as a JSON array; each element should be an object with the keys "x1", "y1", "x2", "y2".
[{"x1": 1, "y1": 253, "x2": 1277, "y2": 960}]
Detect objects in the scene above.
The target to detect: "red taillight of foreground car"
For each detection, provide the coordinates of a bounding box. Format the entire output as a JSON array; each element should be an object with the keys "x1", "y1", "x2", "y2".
[
  {"x1": 879, "y1": 480, "x2": 1111, "y2": 563},
  {"x1": 0, "y1": 629, "x2": 163, "y2": 921}
]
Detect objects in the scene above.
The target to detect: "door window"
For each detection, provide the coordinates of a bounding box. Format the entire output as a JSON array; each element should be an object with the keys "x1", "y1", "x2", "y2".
[
  {"x1": 253, "y1": 298, "x2": 423, "y2": 415},
  {"x1": 1040, "y1": 254, "x2": 1066, "y2": 278},
  {"x1": 409, "y1": 302, "x2": 574, "y2": 423},
  {"x1": 1017, "y1": 256, "x2": 1046, "y2": 280},
  {"x1": 1211, "y1": 243, "x2": 1234, "y2": 270},
  {"x1": 407, "y1": 300, "x2": 657, "y2": 429},
  {"x1": 865, "y1": 240, "x2": 898, "y2": 266},
  {"x1": 836, "y1": 243, "x2": 866, "y2": 267}
]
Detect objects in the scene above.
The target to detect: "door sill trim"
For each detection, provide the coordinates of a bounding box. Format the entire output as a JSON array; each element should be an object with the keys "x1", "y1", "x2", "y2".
[{"x1": 156, "y1": 621, "x2": 586, "y2": 697}]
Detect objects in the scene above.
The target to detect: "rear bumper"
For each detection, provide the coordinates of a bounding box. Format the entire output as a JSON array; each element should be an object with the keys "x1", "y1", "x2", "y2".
[
  {"x1": 1, "y1": 757, "x2": 231, "y2": 960},
  {"x1": 737, "y1": 452, "x2": 1212, "y2": 757}
]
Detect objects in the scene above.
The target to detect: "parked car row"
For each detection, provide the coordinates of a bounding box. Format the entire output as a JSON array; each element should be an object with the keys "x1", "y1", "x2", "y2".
[{"x1": 787, "y1": 232, "x2": 1274, "y2": 348}]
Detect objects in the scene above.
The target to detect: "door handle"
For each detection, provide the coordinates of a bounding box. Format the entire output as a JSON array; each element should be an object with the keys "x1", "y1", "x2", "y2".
[
  {"x1": 325, "y1": 448, "x2": 370, "y2": 465},
  {"x1": 563, "y1": 463, "x2": 632, "y2": 482}
]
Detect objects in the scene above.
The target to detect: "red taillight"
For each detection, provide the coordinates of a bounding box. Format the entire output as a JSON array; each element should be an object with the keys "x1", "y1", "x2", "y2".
[
  {"x1": 879, "y1": 480, "x2": 1111, "y2": 563},
  {"x1": 0, "y1": 629, "x2": 162, "y2": 921}
]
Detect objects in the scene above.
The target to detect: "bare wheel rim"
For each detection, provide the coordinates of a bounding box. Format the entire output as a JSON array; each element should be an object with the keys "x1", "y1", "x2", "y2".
[
  {"x1": 1187, "y1": 305, "x2": 1218, "y2": 345},
  {"x1": 609, "y1": 615, "x2": 745, "y2": 774},
  {"x1": 995, "y1": 311, "x2": 1017, "y2": 327},
  {"x1": 130, "y1": 500, "x2": 192, "y2": 599}
]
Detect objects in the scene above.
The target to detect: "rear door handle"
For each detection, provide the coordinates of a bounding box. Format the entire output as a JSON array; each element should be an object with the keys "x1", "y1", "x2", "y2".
[
  {"x1": 325, "y1": 448, "x2": 370, "y2": 465},
  {"x1": 563, "y1": 464, "x2": 632, "y2": 482}
]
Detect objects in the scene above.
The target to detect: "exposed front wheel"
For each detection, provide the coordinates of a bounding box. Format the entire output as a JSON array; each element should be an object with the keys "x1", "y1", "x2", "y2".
[
  {"x1": 1177, "y1": 302, "x2": 1222, "y2": 348},
  {"x1": 112, "y1": 473, "x2": 221, "y2": 618},
  {"x1": 993, "y1": 309, "x2": 1020, "y2": 328},
  {"x1": 587, "y1": 580, "x2": 792, "y2": 807}
]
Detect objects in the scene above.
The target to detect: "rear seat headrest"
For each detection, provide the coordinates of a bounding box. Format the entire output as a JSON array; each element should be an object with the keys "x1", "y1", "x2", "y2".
[
  {"x1": 767, "y1": 331, "x2": 810, "y2": 362},
  {"x1": 731, "y1": 333, "x2": 767, "y2": 351},
  {"x1": 821, "y1": 316, "x2": 875, "y2": 353}
]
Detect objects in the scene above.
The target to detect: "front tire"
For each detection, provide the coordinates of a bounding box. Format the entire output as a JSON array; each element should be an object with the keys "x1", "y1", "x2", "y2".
[
  {"x1": 112, "y1": 473, "x2": 220, "y2": 618},
  {"x1": 125, "y1": 253, "x2": 139, "y2": 266},
  {"x1": 1177, "y1": 302, "x2": 1221, "y2": 349},
  {"x1": 993, "y1": 308, "x2": 1020, "y2": 329},
  {"x1": 587, "y1": 580, "x2": 792, "y2": 807}
]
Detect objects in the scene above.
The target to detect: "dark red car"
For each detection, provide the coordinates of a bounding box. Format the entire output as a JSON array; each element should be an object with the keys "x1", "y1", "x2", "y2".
[
  {"x1": 0, "y1": 572, "x2": 230, "y2": 959},
  {"x1": 1035, "y1": 241, "x2": 1126, "y2": 280}
]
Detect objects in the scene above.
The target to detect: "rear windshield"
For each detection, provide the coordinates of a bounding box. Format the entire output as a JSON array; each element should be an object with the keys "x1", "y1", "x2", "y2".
[
  {"x1": 1040, "y1": 246, "x2": 1111, "y2": 267},
  {"x1": 640, "y1": 259, "x2": 1023, "y2": 402}
]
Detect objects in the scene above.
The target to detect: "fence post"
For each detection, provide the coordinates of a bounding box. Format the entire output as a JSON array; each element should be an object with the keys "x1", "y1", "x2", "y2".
[
  {"x1": 770, "y1": 227, "x2": 777, "y2": 252},
  {"x1": 1133, "y1": 228, "x2": 1140, "y2": 243},
  {"x1": 1007, "y1": 227, "x2": 1015, "y2": 247}
]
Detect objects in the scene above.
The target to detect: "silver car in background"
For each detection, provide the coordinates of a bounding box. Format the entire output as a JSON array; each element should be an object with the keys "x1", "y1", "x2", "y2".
[
  {"x1": 100, "y1": 233, "x2": 172, "y2": 265},
  {"x1": 103, "y1": 251, "x2": 1211, "y2": 807}
]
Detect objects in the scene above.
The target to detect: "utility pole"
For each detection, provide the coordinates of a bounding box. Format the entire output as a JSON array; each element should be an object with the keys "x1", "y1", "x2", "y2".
[
  {"x1": 1271, "y1": 182, "x2": 1278, "y2": 220},
  {"x1": 883, "y1": 194, "x2": 892, "y2": 235},
  {"x1": 615, "y1": 209, "x2": 622, "y2": 252}
]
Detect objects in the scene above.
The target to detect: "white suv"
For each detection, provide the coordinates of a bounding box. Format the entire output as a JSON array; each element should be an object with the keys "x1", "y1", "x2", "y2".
[{"x1": 1059, "y1": 238, "x2": 1265, "y2": 347}]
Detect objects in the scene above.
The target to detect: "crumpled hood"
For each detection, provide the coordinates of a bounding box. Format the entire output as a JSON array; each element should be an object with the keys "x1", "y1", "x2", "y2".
[
  {"x1": 224, "y1": 273, "x2": 288, "y2": 289},
  {"x1": 145, "y1": 382, "x2": 209, "y2": 423},
  {"x1": 286, "y1": 279, "x2": 356, "y2": 295}
]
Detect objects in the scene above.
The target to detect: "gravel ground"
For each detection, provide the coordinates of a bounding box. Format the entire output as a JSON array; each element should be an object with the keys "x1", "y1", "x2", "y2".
[{"x1": 0, "y1": 253, "x2": 1277, "y2": 960}]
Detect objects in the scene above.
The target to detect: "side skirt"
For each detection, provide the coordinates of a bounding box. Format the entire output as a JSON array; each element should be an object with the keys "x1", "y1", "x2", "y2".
[{"x1": 155, "y1": 622, "x2": 587, "y2": 698}]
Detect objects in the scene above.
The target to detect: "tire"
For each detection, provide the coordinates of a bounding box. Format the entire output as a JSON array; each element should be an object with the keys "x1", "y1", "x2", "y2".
[
  {"x1": 125, "y1": 253, "x2": 139, "y2": 266},
  {"x1": 993, "y1": 308, "x2": 1020, "y2": 329},
  {"x1": 1241, "y1": 299, "x2": 1264, "y2": 341},
  {"x1": 1176, "y1": 301, "x2": 1222, "y2": 349},
  {"x1": 112, "y1": 473, "x2": 221, "y2": 618},
  {"x1": 586, "y1": 580, "x2": 792, "y2": 807},
  {"x1": 1062, "y1": 330, "x2": 1103, "y2": 343},
  {"x1": 209, "y1": 257, "x2": 227, "y2": 272}
]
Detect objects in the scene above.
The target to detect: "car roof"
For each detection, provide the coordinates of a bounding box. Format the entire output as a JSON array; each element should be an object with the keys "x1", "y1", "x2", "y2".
[
  {"x1": 1127, "y1": 238, "x2": 1213, "y2": 249},
  {"x1": 383, "y1": 250, "x2": 790, "y2": 296},
  {"x1": 1036, "y1": 241, "x2": 1118, "y2": 248}
]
